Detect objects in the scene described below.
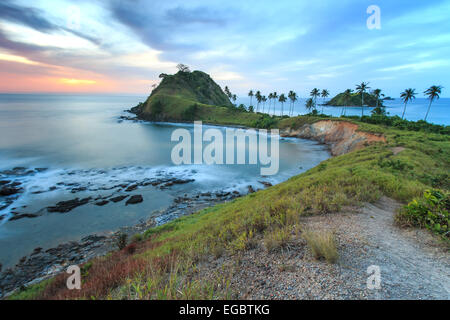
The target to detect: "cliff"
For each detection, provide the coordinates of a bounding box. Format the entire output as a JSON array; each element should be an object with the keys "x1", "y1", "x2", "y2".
[{"x1": 281, "y1": 120, "x2": 386, "y2": 156}]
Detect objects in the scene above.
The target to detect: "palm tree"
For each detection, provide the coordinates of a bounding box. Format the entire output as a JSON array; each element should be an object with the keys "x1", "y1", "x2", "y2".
[
  {"x1": 279, "y1": 94, "x2": 287, "y2": 116},
  {"x1": 268, "y1": 93, "x2": 273, "y2": 114},
  {"x1": 232, "y1": 94, "x2": 237, "y2": 105},
  {"x1": 424, "y1": 85, "x2": 443, "y2": 121},
  {"x1": 224, "y1": 86, "x2": 232, "y2": 100},
  {"x1": 372, "y1": 89, "x2": 383, "y2": 109},
  {"x1": 400, "y1": 88, "x2": 416, "y2": 120},
  {"x1": 342, "y1": 89, "x2": 352, "y2": 116},
  {"x1": 255, "y1": 91, "x2": 262, "y2": 112},
  {"x1": 272, "y1": 92, "x2": 278, "y2": 115},
  {"x1": 355, "y1": 82, "x2": 370, "y2": 117},
  {"x1": 288, "y1": 90, "x2": 294, "y2": 116},
  {"x1": 305, "y1": 98, "x2": 315, "y2": 113},
  {"x1": 248, "y1": 90, "x2": 254, "y2": 108},
  {"x1": 310, "y1": 88, "x2": 320, "y2": 105},
  {"x1": 289, "y1": 91, "x2": 298, "y2": 116},
  {"x1": 262, "y1": 96, "x2": 267, "y2": 113},
  {"x1": 321, "y1": 89, "x2": 330, "y2": 113}
]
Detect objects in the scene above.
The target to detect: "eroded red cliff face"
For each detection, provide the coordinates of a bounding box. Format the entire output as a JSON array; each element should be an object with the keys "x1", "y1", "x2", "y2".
[{"x1": 281, "y1": 120, "x2": 386, "y2": 156}]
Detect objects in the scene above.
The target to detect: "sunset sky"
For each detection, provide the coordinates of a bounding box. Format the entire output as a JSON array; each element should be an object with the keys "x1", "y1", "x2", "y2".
[{"x1": 0, "y1": 0, "x2": 449, "y2": 96}]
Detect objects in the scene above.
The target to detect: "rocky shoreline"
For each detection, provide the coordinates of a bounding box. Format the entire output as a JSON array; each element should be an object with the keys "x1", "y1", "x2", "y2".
[{"x1": 0, "y1": 170, "x2": 272, "y2": 297}]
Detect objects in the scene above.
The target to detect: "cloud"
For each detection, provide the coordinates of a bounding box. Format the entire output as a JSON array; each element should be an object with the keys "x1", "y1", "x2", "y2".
[
  {"x1": 0, "y1": 0, "x2": 101, "y2": 45},
  {"x1": 0, "y1": 0, "x2": 55, "y2": 32},
  {"x1": 378, "y1": 60, "x2": 449, "y2": 72}
]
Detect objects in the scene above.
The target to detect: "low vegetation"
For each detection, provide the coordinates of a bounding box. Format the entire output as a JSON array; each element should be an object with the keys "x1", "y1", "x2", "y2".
[
  {"x1": 303, "y1": 229, "x2": 339, "y2": 263},
  {"x1": 396, "y1": 190, "x2": 449, "y2": 239},
  {"x1": 10, "y1": 104, "x2": 449, "y2": 299}
]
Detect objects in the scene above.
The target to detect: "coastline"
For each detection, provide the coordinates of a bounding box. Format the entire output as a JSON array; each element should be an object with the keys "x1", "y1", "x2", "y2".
[{"x1": 0, "y1": 116, "x2": 334, "y2": 297}]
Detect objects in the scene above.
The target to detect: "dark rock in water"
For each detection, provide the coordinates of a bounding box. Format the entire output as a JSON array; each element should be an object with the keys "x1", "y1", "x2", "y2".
[
  {"x1": 31, "y1": 247, "x2": 42, "y2": 255},
  {"x1": 71, "y1": 187, "x2": 87, "y2": 193},
  {"x1": 110, "y1": 195, "x2": 128, "y2": 203},
  {"x1": 126, "y1": 195, "x2": 143, "y2": 205},
  {"x1": 125, "y1": 184, "x2": 138, "y2": 192},
  {"x1": 172, "y1": 178, "x2": 195, "y2": 185},
  {"x1": 0, "y1": 186, "x2": 21, "y2": 196},
  {"x1": 47, "y1": 197, "x2": 91, "y2": 213},
  {"x1": 95, "y1": 200, "x2": 109, "y2": 206},
  {"x1": 81, "y1": 235, "x2": 106, "y2": 243},
  {"x1": 9, "y1": 213, "x2": 39, "y2": 221},
  {"x1": 248, "y1": 185, "x2": 255, "y2": 193},
  {"x1": 259, "y1": 181, "x2": 273, "y2": 187},
  {"x1": 35, "y1": 168, "x2": 48, "y2": 172},
  {"x1": 0, "y1": 180, "x2": 10, "y2": 186},
  {"x1": 232, "y1": 190, "x2": 240, "y2": 195}
]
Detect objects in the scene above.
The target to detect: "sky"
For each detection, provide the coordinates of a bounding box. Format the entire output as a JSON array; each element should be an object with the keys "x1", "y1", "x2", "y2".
[{"x1": 0, "y1": 0, "x2": 449, "y2": 97}]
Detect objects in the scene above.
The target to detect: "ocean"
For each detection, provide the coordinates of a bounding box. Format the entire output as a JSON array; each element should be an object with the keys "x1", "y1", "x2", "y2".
[{"x1": 0, "y1": 93, "x2": 330, "y2": 268}]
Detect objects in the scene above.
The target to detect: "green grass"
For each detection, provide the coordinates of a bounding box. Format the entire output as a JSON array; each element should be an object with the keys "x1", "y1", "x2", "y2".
[{"x1": 10, "y1": 112, "x2": 449, "y2": 300}]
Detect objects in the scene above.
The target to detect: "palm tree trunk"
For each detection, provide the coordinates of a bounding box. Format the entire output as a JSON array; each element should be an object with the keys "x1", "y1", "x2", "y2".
[
  {"x1": 361, "y1": 93, "x2": 364, "y2": 117},
  {"x1": 401, "y1": 102, "x2": 407, "y2": 120},
  {"x1": 424, "y1": 99, "x2": 433, "y2": 121}
]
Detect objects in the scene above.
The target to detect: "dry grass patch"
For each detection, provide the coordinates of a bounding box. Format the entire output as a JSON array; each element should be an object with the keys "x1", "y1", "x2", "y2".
[
  {"x1": 303, "y1": 229, "x2": 338, "y2": 263},
  {"x1": 264, "y1": 226, "x2": 292, "y2": 252}
]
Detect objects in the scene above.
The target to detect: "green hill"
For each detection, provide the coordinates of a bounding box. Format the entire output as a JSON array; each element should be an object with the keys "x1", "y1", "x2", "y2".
[
  {"x1": 326, "y1": 91, "x2": 384, "y2": 107},
  {"x1": 131, "y1": 70, "x2": 234, "y2": 121}
]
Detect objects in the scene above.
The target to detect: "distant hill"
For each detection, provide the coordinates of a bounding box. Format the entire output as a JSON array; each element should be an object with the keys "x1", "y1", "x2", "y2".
[
  {"x1": 326, "y1": 91, "x2": 384, "y2": 107},
  {"x1": 131, "y1": 70, "x2": 233, "y2": 121}
]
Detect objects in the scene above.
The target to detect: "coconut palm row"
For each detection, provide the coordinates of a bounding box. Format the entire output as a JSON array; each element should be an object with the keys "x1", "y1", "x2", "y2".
[
  {"x1": 244, "y1": 84, "x2": 442, "y2": 121},
  {"x1": 399, "y1": 85, "x2": 443, "y2": 121},
  {"x1": 345, "y1": 83, "x2": 443, "y2": 121},
  {"x1": 248, "y1": 89, "x2": 330, "y2": 116}
]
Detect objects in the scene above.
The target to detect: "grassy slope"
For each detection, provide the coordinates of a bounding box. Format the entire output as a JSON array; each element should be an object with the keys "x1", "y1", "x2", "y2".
[{"x1": 10, "y1": 111, "x2": 449, "y2": 299}]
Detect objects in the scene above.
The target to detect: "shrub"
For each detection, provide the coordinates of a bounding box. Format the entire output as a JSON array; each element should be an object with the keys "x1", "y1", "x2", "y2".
[
  {"x1": 264, "y1": 226, "x2": 291, "y2": 252},
  {"x1": 395, "y1": 189, "x2": 449, "y2": 238},
  {"x1": 132, "y1": 233, "x2": 143, "y2": 243},
  {"x1": 114, "y1": 233, "x2": 128, "y2": 250},
  {"x1": 182, "y1": 104, "x2": 198, "y2": 120},
  {"x1": 124, "y1": 243, "x2": 137, "y2": 255},
  {"x1": 303, "y1": 229, "x2": 338, "y2": 263}
]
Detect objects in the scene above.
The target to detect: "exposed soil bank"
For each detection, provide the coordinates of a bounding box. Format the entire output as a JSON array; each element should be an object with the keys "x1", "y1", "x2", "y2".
[{"x1": 281, "y1": 120, "x2": 386, "y2": 156}]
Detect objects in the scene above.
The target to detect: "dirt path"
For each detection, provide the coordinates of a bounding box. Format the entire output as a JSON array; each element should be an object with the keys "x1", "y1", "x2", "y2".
[
  {"x1": 347, "y1": 197, "x2": 449, "y2": 299},
  {"x1": 199, "y1": 197, "x2": 449, "y2": 300}
]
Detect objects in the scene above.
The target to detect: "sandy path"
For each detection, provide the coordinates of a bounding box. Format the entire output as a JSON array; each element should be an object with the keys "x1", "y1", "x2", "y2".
[{"x1": 199, "y1": 197, "x2": 449, "y2": 300}]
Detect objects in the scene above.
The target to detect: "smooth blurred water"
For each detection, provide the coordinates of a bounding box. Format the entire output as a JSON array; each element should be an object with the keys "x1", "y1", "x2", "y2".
[
  {"x1": 0, "y1": 93, "x2": 330, "y2": 267},
  {"x1": 236, "y1": 97, "x2": 450, "y2": 125}
]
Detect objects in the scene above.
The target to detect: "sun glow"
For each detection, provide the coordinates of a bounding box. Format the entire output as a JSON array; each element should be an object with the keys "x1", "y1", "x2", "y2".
[
  {"x1": 0, "y1": 53, "x2": 40, "y2": 65},
  {"x1": 59, "y1": 78, "x2": 97, "y2": 85}
]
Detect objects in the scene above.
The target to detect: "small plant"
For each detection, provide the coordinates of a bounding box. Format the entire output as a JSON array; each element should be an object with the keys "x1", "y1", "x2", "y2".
[
  {"x1": 124, "y1": 243, "x2": 137, "y2": 255},
  {"x1": 303, "y1": 229, "x2": 338, "y2": 263},
  {"x1": 395, "y1": 189, "x2": 449, "y2": 238},
  {"x1": 264, "y1": 226, "x2": 291, "y2": 252},
  {"x1": 114, "y1": 232, "x2": 128, "y2": 250},
  {"x1": 132, "y1": 233, "x2": 143, "y2": 243}
]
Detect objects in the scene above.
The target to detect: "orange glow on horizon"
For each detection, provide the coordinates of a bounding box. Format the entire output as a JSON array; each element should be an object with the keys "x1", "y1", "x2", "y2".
[
  {"x1": 0, "y1": 53, "x2": 40, "y2": 65},
  {"x1": 59, "y1": 78, "x2": 97, "y2": 85}
]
